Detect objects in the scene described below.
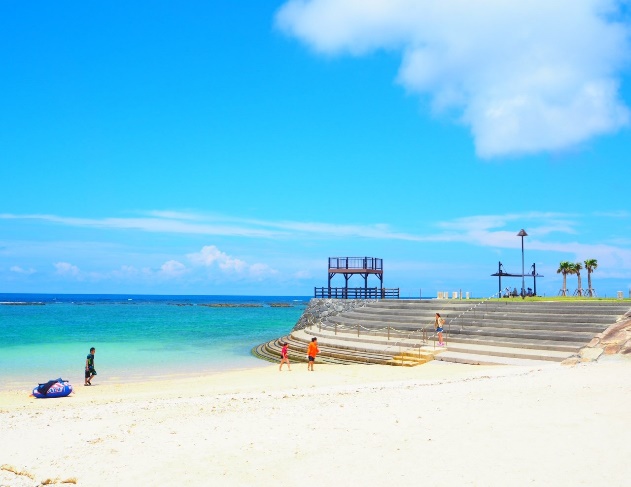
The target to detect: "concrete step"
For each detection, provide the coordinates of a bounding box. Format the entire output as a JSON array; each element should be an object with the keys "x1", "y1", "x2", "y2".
[
  {"x1": 438, "y1": 341, "x2": 572, "y2": 362},
  {"x1": 290, "y1": 329, "x2": 440, "y2": 366},
  {"x1": 328, "y1": 313, "x2": 613, "y2": 330},
  {"x1": 305, "y1": 325, "x2": 585, "y2": 354},
  {"x1": 446, "y1": 326, "x2": 596, "y2": 342},
  {"x1": 397, "y1": 350, "x2": 437, "y2": 360},
  {"x1": 434, "y1": 351, "x2": 558, "y2": 367},
  {"x1": 321, "y1": 318, "x2": 601, "y2": 342},
  {"x1": 257, "y1": 338, "x2": 355, "y2": 365},
  {"x1": 366, "y1": 300, "x2": 629, "y2": 312},
  {"x1": 254, "y1": 300, "x2": 630, "y2": 368},
  {"x1": 387, "y1": 357, "x2": 427, "y2": 367},
  {"x1": 267, "y1": 333, "x2": 395, "y2": 365},
  {"x1": 350, "y1": 306, "x2": 624, "y2": 322},
  {"x1": 435, "y1": 335, "x2": 583, "y2": 353},
  {"x1": 295, "y1": 326, "x2": 570, "y2": 364},
  {"x1": 389, "y1": 351, "x2": 436, "y2": 367},
  {"x1": 294, "y1": 324, "x2": 580, "y2": 362},
  {"x1": 357, "y1": 303, "x2": 628, "y2": 325}
]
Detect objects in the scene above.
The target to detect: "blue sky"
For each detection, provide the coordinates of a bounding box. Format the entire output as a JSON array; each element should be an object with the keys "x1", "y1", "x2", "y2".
[{"x1": 1, "y1": 0, "x2": 630, "y2": 298}]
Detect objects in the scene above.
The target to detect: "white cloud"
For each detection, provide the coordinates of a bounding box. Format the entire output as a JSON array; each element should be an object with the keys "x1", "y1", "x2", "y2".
[
  {"x1": 248, "y1": 263, "x2": 278, "y2": 278},
  {"x1": 10, "y1": 265, "x2": 36, "y2": 275},
  {"x1": 218, "y1": 257, "x2": 248, "y2": 273},
  {"x1": 276, "y1": 0, "x2": 630, "y2": 157},
  {"x1": 111, "y1": 265, "x2": 141, "y2": 278},
  {"x1": 293, "y1": 270, "x2": 312, "y2": 279},
  {"x1": 0, "y1": 213, "x2": 284, "y2": 238},
  {"x1": 54, "y1": 262, "x2": 81, "y2": 277},
  {"x1": 3, "y1": 210, "x2": 630, "y2": 280},
  {"x1": 188, "y1": 245, "x2": 232, "y2": 267},
  {"x1": 433, "y1": 212, "x2": 631, "y2": 273},
  {"x1": 187, "y1": 245, "x2": 276, "y2": 277},
  {"x1": 0, "y1": 212, "x2": 423, "y2": 241},
  {"x1": 159, "y1": 260, "x2": 187, "y2": 278}
]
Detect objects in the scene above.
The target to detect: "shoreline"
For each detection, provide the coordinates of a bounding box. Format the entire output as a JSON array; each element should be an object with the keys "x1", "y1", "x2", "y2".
[
  {"x1": 0, "y1": 359, "x2": 493, "y2": 400},
  {"x1": 0, "y1": 354, "x2": 272, "y2": 393},
  {"x1": 2, "y1": 358, "x2": 630, "y2": 486}
]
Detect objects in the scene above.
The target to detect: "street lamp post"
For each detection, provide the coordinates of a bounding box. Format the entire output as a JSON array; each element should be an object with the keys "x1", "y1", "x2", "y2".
[{"x1": 517, "y1": 229, "x2": 528, "y2": 297}]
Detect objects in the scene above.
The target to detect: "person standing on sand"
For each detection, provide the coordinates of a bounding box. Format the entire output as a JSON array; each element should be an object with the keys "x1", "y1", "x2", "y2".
[
  {"x1": 85, "y1": 347, "x2": 97, "y2": 385},
  {"x1": 307, "y1": 337, "x2": 319, "y2": 371},
  {"x1": 279, "y1": 342, "x2": 291, "y2": 371},
  {"x1": 435, "y1": 313, "x2": 445, "y2": 346}
]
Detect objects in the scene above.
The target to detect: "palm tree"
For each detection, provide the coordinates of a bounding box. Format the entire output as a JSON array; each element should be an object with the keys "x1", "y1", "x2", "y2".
[
  {"x1": 557, "y1": 261, "x2": 572, "y2": 296},
  {"x1": 584, "y1": 259, "x2": 598, "y2": 297},
  {"x1": 572, "y1": 262, "x2": 583, "y2": 296},
  {"x1": 567, "y1": 263, "x2": 578, "y2": 295}
]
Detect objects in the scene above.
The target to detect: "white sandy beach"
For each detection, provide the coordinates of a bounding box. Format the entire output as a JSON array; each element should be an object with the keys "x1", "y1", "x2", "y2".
[{"x1": 1, "y1": 358, "x2": 630, "y2": 487}]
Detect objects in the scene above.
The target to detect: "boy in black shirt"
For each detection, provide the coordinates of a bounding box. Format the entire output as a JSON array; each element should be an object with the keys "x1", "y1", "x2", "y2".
[{"x1": 85, "y1": 347, "x2": 97, "y2": 386}]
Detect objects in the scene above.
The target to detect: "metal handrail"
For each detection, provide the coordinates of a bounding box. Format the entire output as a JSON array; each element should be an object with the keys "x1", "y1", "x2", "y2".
[
  {"x1": 314, "y1": 287, "x2": 400, "y2": 299},
  {"x1": 446, "y1": 287, "x2": 510, "y2": 337},
  {"x1": 328, "y1": 257, "x2": 383, "y2": 271}
]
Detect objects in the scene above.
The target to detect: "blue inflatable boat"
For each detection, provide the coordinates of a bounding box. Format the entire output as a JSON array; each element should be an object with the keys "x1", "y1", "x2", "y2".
[{"x1": 32, "y1": 378, "x2": 73, "y2": 398}]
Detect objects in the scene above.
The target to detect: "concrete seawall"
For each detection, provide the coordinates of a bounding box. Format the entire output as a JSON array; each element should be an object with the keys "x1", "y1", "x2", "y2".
[{"x1": 252, "y1": 298, "x2": 631, "y2": 366}]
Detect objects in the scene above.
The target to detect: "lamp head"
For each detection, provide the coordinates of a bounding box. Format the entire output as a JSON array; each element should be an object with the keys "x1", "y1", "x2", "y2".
[{"x1": 517, "y1": 229, "x2": 528, "y2": 237}]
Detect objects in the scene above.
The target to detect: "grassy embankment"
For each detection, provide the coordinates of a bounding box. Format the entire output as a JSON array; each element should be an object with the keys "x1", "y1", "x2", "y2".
[{"x1": 485, "y1": 296, "x2": 630, "y2": 303}]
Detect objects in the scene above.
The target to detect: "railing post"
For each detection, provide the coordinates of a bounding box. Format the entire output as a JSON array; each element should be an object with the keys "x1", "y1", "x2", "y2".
[
  {"x1": 335, "y1": 324, "x2": 337, "y2": 335},
  {"x1": 387, "y1": 326, "x2": 390, "y2": 340},
  {"x1": 357, "y1": 324, "x2": 360, "y2": 337}
]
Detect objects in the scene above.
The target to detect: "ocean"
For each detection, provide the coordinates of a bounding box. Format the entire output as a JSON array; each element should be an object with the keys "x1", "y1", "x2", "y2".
[{"x1": 0, "y1": 294, "x2": 308, "y2": 390}]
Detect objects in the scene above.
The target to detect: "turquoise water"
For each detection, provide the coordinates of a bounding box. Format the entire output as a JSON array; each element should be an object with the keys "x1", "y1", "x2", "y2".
[{"x1": 0, "y1": 294, "x2": 307, "y2": 390}]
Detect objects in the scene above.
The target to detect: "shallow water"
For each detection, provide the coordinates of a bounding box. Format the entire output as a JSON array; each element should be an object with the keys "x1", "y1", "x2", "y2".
[{"x1": 0, "y1": 294, "x2": 307, "y2": 389}]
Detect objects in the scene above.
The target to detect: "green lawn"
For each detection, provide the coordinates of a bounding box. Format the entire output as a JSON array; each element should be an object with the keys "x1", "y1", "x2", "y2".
[{"x1": 485, "y1": 296, "x2": 630, "y2": 302}]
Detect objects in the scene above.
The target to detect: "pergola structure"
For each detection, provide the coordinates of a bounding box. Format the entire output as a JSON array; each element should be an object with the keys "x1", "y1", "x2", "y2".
[
  {"x1": 491, "y1": 261, "x2": 544, "y2": 296},
  {"x1": 314, "y1": 257, "x2": 399, "y2": 299},
  {"x1": 328, "y1": 257, "x2": 383, "y2": 290}
]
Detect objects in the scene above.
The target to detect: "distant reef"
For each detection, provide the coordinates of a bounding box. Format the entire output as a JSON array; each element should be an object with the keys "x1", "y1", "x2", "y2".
[
  {"x1": 199, "y1": 303, "x2": 263, "y2": 308},
  {"x1": 0, "y1": 302, "x2": 45, "y2": 306},
  {"x1": 168, "y1": 302, "x2": 294, "y2": 308}
]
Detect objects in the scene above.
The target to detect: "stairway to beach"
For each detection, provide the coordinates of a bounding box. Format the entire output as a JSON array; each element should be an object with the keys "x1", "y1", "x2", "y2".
[{"x1": 252, "y1": 299, "x2": 630, "y2": 367}]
